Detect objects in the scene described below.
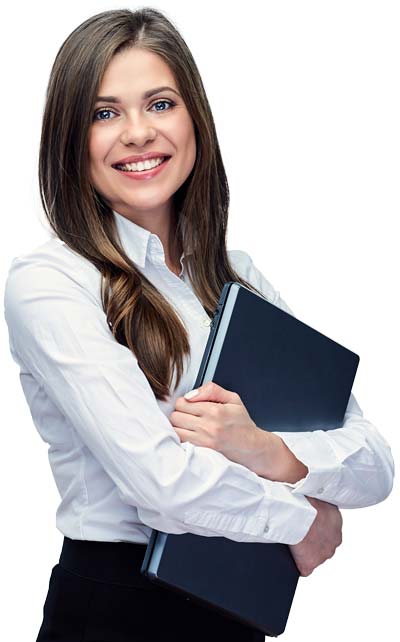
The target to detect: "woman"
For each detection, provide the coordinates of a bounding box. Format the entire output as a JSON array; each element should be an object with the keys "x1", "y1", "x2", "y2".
[{"x1": 3, "y1": 7, "x2": 394, "y2": 642}]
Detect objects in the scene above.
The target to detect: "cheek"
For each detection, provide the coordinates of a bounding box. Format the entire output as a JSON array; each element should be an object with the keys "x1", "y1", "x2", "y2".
[
  {"x1": 87, "y1": 132, "x2": 107, "y2": 188},
  {"x1": 88, "y1": 127, "x2": 111, "y2": 165},
  {"x1": 88, "y1": 133, "x2": 100, "y2": 169},
  {"x1": 169, "y1": 111, "x2": 196, "y2": 155},
  {"x1": 180, "y1": 121, "x2": 196, "y2": 168}
]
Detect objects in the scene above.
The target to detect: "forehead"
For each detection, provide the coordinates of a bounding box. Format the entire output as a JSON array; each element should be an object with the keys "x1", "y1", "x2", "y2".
[{"x1": 98, "y1": 47, "x2": 177, "y2": 94}]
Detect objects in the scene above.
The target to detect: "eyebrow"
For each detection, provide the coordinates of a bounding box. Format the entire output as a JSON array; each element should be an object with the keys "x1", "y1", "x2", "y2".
[{"x1": 95, "y1": 86, "x2": 180, "y2": 103}]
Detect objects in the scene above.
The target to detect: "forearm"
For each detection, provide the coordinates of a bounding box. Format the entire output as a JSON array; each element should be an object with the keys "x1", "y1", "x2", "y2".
[
  {"x1": 248, "y1": 429, "x2": 309, "y2": 483},
  {"x1": 273, "y1": 435, "x2": 309, "y2": 483}
]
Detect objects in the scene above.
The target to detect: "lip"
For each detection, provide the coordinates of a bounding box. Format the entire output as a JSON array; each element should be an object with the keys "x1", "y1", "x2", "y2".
[
  {"x1": 112, "y1": 152, "x2": 171, "y2": 165},
  {"x1": 112, "y1": 156, "x2": 171, "y2": 181}
]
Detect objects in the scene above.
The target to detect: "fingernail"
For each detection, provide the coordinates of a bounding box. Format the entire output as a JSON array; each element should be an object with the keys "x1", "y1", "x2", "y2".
[{"x1": 184, "y1": 389, "x2": 199, "y2": 399}]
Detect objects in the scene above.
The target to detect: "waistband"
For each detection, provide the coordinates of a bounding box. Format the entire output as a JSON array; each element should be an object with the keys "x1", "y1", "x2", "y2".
[{"x1": 59, "y1": 536, "x2": 155, "y2": 589}]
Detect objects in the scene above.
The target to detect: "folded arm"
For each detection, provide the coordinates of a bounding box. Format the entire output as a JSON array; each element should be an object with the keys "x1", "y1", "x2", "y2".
[
  {"x1": 4, "y1": 256, "x2": 318, "y2": 546},
  {"x1": 239, "y1": 251, "x2": 394, "y2": 508}
]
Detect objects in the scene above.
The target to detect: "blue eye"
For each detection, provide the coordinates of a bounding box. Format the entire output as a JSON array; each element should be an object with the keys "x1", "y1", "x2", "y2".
[
  {"x1": 93, "y1": 108, "x2": 117, "y2": 121},
  {"x1": 93, "y1": 99, "x2": 175, "y2": 121},
  {"x1": 151, "y1": 99, "x2": 175, "y2": 112}
]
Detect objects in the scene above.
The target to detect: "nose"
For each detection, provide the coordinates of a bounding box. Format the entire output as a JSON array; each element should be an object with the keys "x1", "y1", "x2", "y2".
[{"x1": 120, "y1": 112, "x2": 157, "y2": 146}]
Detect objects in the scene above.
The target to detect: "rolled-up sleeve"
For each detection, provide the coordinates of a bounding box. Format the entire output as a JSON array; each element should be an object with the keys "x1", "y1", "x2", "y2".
[
  {"x1": 4, "y1": 257, "x2": 317, "y2": 545},
  {"x1": 242, "y1": 251, "x2": 395, "y2": 508}
]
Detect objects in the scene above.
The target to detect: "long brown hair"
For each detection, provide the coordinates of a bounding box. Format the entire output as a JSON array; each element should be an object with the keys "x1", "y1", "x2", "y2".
[{"x1": 38, "y1": 7, "x2": 264, "y2": 401}]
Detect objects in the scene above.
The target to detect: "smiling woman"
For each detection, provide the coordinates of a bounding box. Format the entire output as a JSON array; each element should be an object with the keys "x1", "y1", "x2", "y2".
[{"x1": 3, "y1": 5, "x2": 394, "y2": 642}]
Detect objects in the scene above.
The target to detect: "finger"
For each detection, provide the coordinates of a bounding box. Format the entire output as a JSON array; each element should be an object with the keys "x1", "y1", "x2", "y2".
[
  {"x1": 169, "y1": 410, "x2": 199, "y2": 431},
  {"x1": 184, "y1": 381, "x2": 241, "y2": 405},
  {"x1": 174, "y1": 397, "x2": 210, "y2": 417},
  {"x1": 173, "y1": 426, "x2": 210, "y2": 448}
]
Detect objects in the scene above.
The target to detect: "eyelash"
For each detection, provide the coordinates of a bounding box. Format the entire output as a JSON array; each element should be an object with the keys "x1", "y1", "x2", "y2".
[{"x1": 93, "y1": 99, "x2": 176, "y2": 121}]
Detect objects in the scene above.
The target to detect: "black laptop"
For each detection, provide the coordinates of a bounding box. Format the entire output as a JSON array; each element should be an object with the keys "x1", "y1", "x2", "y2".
[{"x1": 141, "y1": 282, "x2": 360, "y2": 636}]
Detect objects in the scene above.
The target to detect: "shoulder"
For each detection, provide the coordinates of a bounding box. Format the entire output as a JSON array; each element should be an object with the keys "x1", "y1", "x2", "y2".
[
  {"x1": 227, "y1": 248, "x2": 278, "y2": 304},
  {"x1": 4, "y1": 237, "x2": 101, "y2": 313}
]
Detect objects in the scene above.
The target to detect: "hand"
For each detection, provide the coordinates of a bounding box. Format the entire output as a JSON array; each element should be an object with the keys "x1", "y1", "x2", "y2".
[
  {"x1": 169, "y1": 381, "x2": 270, "y2": 469},
  {"x1": 170, "y1": 381, "x2": 307, "y2": 482},
  {"x1": 289, "y1": 496, "x2": 343, "y2": 576}
]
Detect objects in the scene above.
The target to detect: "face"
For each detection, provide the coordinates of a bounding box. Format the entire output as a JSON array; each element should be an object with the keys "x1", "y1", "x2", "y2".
[{"x1": 88, "y1": 47, "x2": 196, "y2": 227}]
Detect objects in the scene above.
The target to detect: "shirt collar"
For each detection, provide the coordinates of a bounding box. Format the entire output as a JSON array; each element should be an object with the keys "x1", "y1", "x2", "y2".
[{"x1": 112, "y1": 208, "x2": 188, "y2": 270}]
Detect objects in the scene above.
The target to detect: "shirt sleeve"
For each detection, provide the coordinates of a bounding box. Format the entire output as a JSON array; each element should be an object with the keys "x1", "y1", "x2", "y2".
[
  {"x1": 240, "y1": 251, "x2": 395, "y2": 508},
  {"x1": 3, "y1": 256, "x2": 317, "y2": 545}
]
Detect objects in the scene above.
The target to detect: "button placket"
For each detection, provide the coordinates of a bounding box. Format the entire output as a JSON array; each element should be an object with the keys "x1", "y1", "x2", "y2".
[
  {"x1": 164, "y1": 271, "x2": 213, "y2": 327},
  {"x1": 151, "y1": 246, "x2": 213, "y2": 329}
]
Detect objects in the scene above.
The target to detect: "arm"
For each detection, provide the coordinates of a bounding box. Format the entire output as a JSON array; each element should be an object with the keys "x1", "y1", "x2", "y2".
[
  {"x1": 234, "y1": 250, "x2": 395, "y2": 508},
  {"x1": 3, "y1": 256, "x2": 317, "y2": 546},
  {"x1": 250, "y1": 429, "x2": 310, "y2": 484},
  {"x1": 172, "y1": 381, "x2": 344, "y2": 576},
  {"x1": 273, "y1": 391, "x2": 395, "y2": 507}
]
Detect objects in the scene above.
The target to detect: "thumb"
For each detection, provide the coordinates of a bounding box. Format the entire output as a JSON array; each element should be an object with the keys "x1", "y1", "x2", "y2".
[{"x1": 184, "y1": 381, "x2": 239, "y2": 404}]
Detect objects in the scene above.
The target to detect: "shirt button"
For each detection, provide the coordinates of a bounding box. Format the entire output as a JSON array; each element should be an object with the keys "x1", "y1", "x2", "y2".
[
  {"x1": 202, "y1": 317, "x2": 211, "y2": 327},
  {"x1": 264, "y1": 524, "x2": 270, "y2": 533},
  {"x1": 317, "y1": 487, "x2": 325, "y2": 494}
]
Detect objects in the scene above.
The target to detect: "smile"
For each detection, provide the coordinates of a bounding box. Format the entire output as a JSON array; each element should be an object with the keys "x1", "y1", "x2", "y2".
[{"x1": 112, "y1": 156, "x2": 171, "y2": 181}]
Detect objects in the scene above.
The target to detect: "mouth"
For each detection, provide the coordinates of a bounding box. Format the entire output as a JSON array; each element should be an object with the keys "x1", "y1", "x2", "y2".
[
  {"x1": 111, "y1": 155, "x2": 172, "y2": 181},
  {"x1": 111, "y1": 155, "x2": 171, "y2": 173}
]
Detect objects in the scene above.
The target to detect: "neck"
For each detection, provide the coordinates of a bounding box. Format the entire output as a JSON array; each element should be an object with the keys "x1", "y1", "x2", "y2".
[{"x1": 112, "y1": 203, "x2": 181, "y2": 271}]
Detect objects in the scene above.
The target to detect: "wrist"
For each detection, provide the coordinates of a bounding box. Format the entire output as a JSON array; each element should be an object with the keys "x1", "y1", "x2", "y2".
[
  {"x1": 276, "y1": 437, "x2": 309, "y2": 483},
  {"x1": 251, "y1": 429, "x2": 309, "y2": 483}
]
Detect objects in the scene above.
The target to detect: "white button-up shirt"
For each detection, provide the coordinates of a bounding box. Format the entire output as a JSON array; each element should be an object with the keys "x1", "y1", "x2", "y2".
[{"x1": 3, "y1": 209, "x2": 394, "y2": 545}]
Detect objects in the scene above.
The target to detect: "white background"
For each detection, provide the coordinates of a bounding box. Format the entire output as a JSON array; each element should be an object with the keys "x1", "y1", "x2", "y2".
[{"x1": 1, "y1": 1, "x2": 398, "y2": 640}]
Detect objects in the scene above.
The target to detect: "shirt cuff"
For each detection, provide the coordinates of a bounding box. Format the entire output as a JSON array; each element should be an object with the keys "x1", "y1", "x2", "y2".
[
  {"x1": 181, "y1": 476, "x2": 317, "y2": 545},
  {"x1": 274, "y1": 430, "x2": 343, "y2": 500},
  {"x1": 257, "y1": 477, "x2": 318, "y2": 544}
]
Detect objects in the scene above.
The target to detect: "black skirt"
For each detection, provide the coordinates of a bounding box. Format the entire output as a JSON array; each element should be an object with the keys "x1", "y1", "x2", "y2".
[{"x1": 36, "y1": 536, "x2": 265, "y2": 642}]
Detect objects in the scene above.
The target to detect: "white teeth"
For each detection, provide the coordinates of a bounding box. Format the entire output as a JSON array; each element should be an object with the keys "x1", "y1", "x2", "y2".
[{"x1": 115, "y1": 156, "x2": 166, "y2": 172}]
